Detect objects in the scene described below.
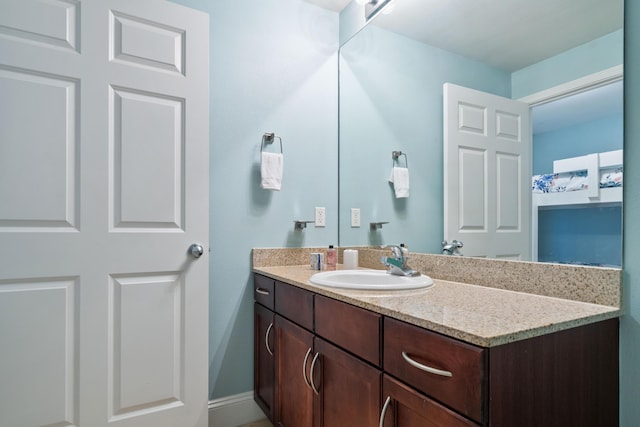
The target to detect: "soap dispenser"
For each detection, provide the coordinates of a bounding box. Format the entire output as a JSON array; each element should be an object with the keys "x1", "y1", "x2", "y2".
[
  {"x1": 326, "y1": 245, "x2": 337, "y2": 270},
  {"x1": 400, "y1": 243, "x2": 409, "y2": 258}
]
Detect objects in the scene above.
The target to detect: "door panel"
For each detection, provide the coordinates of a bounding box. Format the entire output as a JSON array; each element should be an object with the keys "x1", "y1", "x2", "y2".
[
  {"x1": 0, "y1": 1, "x2": 209, "y2": 426},
  {"x1": 108, "y1": 273, "x2": 185, "y2": 420},
  {"x1": 0, "y1": 0, "x2": 79, "y2": 51},
  {"x1": 0, "y1": 278, "x2": 78, "y2": 427},
  {"x1": 0, "y1": 67, "x2": 79, "y2": 230},
  {"x1": 458, "y1": 147, "x2": 486, "y2": 231},
  {"x1": 110, "y1": 87, "x2": 185, "y2": 230},
  {"x1": 496, "y1": 153, "x2": 520, "y2": 230},
  {"x1": 110, "y1": 11, "x2": 185, "y2": 74}
]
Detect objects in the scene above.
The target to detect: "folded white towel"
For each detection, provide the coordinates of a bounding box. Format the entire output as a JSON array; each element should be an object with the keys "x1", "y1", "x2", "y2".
[
  {"x1": 261, "y1": 152, "x2": 283, "y2": 190},
  {"x1": 389, "y1": 167, "x2": 410, "y2": 198}
]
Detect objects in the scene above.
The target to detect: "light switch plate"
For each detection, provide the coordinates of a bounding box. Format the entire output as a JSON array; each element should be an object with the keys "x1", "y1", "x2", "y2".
[
  {"x1": 351, "y1": 208, "x2": 361, "y2": 227},
  {"x1": 315, "y1": 207, "x2": 326, "y2": 227}
]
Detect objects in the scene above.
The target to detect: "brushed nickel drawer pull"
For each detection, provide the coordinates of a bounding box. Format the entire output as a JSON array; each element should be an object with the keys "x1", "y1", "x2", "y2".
[
  {"x1": 303, "y1": 348, "x2": 313, "y2": 389},
  {"x1": 256, "y1": 288, "x2": 270, "y2": 295},
  {"x1": 401, "y1": 351, "x2": 453, "y2": 377},
  {"x1": 379, "y1": 395, "x2": 392, "y2": 427},
  {"x1": 310, "y1": 352, "x2": 321, "y2": 395},
  {"x1": 264, "y1": 322, "x2": 274, "y2": 356}
]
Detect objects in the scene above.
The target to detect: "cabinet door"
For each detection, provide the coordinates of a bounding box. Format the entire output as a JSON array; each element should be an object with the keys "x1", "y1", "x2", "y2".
[
  {"x1": 380, "y1": 375, "x2": 479, "y2": 427},
  {"x1": 314, "y1": 337, "x2": 381, "y2": 427},
  {"x1": 254, "y1": 303, "x2": 275, "y2": 421},
  {"x1": 275, "y1": 315, "x2": 314, "y2": 427}
]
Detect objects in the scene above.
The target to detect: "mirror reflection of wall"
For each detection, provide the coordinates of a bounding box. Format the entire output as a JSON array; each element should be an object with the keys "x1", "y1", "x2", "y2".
[
  {"x1": 532, "y1": 81, "x2": 623, "y2": 175},
  {"x1": 338, "y1": 1, "x2": 623, "y2": 265},
  {"x1": 339, "y1": 23, "x2": 511, "y2": 253}
]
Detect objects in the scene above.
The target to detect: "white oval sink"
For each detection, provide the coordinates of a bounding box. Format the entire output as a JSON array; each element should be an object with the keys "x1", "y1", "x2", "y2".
[{"x1": 310, "y1": 269, "x2": 433, "y2": 291}]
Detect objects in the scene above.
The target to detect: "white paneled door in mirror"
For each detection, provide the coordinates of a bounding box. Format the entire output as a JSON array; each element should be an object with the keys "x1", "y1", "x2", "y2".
[
  {"x1": 0, "y1": 1, "x2": 209, "y2": 427},
  {"x1": 444, "y1": 83, "x2": 531, "y2": 260}
]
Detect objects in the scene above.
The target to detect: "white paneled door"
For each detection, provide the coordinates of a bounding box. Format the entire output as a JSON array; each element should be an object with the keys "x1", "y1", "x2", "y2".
[
  {"x1": 0, "y1": 1, "x2": 209, "y2": 426},
  {"x1": 444, "y1": 83, "x2": 531, "y2": 260}
]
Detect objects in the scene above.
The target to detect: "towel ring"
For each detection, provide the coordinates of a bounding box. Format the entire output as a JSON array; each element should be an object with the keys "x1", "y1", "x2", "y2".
[
  {"x1": 392, "y1": 150, "x2": 408, "y2": 168},
  {"x1": 261, "y1": 132, "x2": 283, "y2": 154}
]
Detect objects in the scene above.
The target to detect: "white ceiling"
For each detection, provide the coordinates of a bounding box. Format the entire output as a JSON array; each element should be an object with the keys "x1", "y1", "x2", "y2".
[
  {"x1": 306, "y1": 0, "x2": 624, "y2": 132},
  {"x1": 305, "y1": 0, "x2": 350, "y2": 12},
  {"x1": 307, "y1": 0, "x2": 623, "y2": 71}
]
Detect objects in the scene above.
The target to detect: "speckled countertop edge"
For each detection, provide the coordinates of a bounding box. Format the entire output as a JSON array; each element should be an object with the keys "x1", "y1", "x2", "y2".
[{"x1": 252, "y1": 264, "x2": 620, "y2": 348}]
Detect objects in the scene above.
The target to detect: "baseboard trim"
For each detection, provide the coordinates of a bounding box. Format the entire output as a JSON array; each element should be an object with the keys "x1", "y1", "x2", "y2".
[{"x1": 208, "y1": 391, "x2": 266, "y2": 427}]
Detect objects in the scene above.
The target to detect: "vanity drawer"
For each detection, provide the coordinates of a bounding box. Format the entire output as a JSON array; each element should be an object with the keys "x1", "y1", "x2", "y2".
[
  {"x1": 383, "y1": 317, "x2": 487, "y2": 424},
  {"x1": 275, "y1": 281, "x2": 314, "y2": 331},
  {"x1": 254, "y1": 274, "x2": 275, "y2": 310},
  {"x1": 315, "y1": 295, "x2": 381, "y2": 366}
]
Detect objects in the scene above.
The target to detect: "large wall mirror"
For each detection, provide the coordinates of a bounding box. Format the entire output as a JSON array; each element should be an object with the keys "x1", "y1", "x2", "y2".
[{"x1": 338, "y1": 0, "x2": 624, "y2": 266}]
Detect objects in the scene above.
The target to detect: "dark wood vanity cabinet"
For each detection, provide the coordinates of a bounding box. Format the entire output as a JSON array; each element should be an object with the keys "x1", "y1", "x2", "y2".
[
  {"x1": 253, "y1": 275, "x2": 276, "y2": 421},
  {"x1": 380, "y1": 315, "x2": 618, "y2": 427},
  {"x1": 254, "y1": 274, "x2": 619, "y2": 427},
  {"x1": 255, "y1": 276, "x2": 382, "y2": 427}
]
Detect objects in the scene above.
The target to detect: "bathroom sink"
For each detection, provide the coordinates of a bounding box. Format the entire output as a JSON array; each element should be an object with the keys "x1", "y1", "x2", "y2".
[{"x1": 309, "y1": 269, "x2": 433, "y2": 291}]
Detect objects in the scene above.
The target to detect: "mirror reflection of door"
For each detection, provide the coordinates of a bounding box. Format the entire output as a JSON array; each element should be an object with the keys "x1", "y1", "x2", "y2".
[
  {"x1": 531, "y1": 80, "x2": 623, "y2": 266},
  {"x1": 443, "y1": 78, "x2": 623, "y2": 265},
  {"x1": 443, "y1": 83, "x2": 531, "y2": 260}
]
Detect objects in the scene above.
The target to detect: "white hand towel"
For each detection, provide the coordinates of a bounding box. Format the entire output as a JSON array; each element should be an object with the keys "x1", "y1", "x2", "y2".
[
  {"x1": 389, "y1": 167, "x2": 410, "y2": 198},
  {"x1": 260, "y1": 151, "x2": 283, "y2": 191},
  {"x1": 261, "y1": 152, "x2": 283, "y2": 190}
]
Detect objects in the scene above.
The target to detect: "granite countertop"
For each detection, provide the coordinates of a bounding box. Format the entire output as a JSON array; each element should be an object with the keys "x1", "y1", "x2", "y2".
[{"x1": 253, "y1": 265, "x2": 620, "y2": 347}]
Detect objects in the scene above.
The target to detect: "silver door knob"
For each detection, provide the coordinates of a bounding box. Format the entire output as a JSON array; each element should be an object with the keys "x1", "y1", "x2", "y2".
[{"x1": 189, "y1": 243, "x2": 204, "y2": 259}]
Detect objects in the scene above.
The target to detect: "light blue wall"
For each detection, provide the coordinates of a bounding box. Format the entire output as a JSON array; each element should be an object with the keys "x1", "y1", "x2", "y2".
[
  {"x1": 537, "y1": 206, "x2": 622, "y2": 266},
  {"x1": 532, "y1": 115, "x2": 623, "y2": 175},
  {"x1": 339, "y1": 25, "x2": 510, "y2": 253},
  {"x1": 621, "y1": 3, "x2": 640, "y2": 425},
  {"x1": 512, "y1": 29, "x2": 623, "y2": 99},
  {"x1": 169, "y1": 0, "x2": 339, "y2": 399}
]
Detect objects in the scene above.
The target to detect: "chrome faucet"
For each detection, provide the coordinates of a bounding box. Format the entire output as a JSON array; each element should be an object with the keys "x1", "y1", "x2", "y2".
[
  {"x1": 441, "y1": 240, "x2": 463, "y2": 256},
  {"x1": 380, "y1": 245, "x2": 420, "y2": 277}
]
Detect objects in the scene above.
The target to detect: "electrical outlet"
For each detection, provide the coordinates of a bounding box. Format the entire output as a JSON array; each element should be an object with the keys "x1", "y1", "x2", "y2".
[
  {"x1": 351, "y1": 208, "x2": 361, "y2": 227},
  {"x1": 315, "y1": 207, "x2": 326, "y2": 227}
]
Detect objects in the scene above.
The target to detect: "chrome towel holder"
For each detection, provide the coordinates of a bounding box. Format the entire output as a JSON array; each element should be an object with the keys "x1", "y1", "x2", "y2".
[
  {"x1": 261, "y1": 132, "x2": 283, "y2": 153},
  {"x1": 392, "y1": 150, "x2": 408, "y2": 168}
]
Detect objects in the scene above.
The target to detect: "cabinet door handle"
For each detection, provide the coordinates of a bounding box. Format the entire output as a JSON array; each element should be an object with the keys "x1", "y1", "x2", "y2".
[
  {"x1": 309, "y1": 352, "x2": 321, "y2": 395},
  {"x1": 401, "y1": 351, "x2": 453, "y2": 377},
  {"x1": 256, "y1": 288, "x2": 270, "y2": 295},
  {"x1": 379, "y1": 395, "x2": 391, "y2": 427},
  {"x1": 302, "y1": 347, "x2": 313, "y2": 389},
  {"x1": 264, "y1": 322, "x2": 274, "y2": 356}
]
